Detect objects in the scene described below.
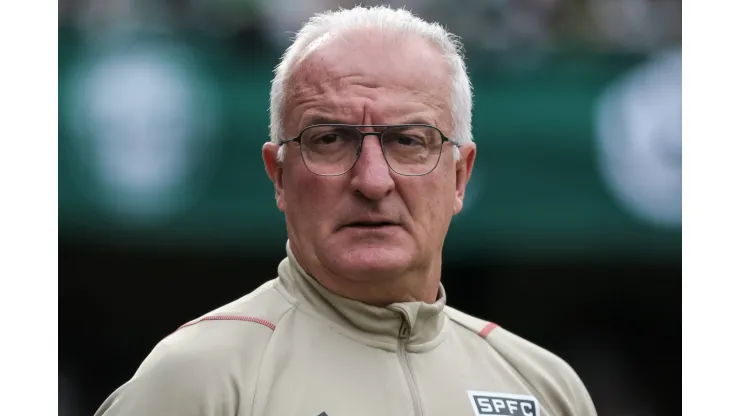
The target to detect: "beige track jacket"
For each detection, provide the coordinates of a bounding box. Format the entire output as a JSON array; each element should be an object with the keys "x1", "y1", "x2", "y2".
[{"x1": 95, "y1": 243, "x2": 597, "y2": 416}]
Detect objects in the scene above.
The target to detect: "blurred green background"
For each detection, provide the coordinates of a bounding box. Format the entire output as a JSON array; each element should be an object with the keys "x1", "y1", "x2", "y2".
[{"x1": 58, "y1": 30, "x2": 680, "y2": 261}]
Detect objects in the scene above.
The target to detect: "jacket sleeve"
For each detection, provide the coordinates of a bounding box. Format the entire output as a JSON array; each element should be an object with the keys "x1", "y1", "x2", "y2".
[
  {"x1": 555, "y1": 356, "x2": 598, "y2": 416},
  {"x1": 94, "y1": 321, "x2": 274, "y2": 416},
  {"x1": 94, "y1": 343, "x2": 237, "y2": 416}
]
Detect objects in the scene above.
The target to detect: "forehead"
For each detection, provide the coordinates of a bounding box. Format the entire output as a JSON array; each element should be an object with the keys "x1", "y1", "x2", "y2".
[{"x1": 285, "y1": 30, "x2": 453, "y2": 129}]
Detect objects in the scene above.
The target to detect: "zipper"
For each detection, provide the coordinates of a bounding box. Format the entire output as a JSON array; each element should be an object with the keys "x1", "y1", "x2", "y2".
[{"x1": 398, "y1": 315, "x2": 424, "y2": 416}]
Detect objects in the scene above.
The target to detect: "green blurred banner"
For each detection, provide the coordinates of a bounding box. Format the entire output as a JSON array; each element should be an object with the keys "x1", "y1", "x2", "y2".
[{"x1": 58, "y1": 30, "x2": 681, "y2": 261}]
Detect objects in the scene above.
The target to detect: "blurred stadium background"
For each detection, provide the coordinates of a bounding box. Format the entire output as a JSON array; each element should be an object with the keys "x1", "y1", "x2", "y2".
[{"x1": 58, "y1": 0, "x2": 681, "y2": 415}]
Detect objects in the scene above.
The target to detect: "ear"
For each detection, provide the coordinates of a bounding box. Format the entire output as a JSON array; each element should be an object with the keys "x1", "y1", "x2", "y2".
[
  {"x1": 262, "y1": 142, "x2": 286, "y2": 212},
  {"x1": 453, "y1": 143, "x2": 476, "y2": 215}
]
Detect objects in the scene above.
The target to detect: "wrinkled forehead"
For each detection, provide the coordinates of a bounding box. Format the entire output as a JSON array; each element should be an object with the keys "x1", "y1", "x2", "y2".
[{"x1": 285, "y1": 30, "x2": 453, "y2": 127}]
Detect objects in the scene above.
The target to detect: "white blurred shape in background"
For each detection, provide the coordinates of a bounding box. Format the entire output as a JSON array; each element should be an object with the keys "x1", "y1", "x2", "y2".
[
  {"x1": 69, "y1": 40, "x2": 218, "y2": 223},
  {"x1": 595, "y1": 47, "x2": 682, "y2": 228}
]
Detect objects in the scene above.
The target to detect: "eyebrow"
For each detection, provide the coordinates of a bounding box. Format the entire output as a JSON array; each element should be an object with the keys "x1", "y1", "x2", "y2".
[
  {"x1": 397, "y1": 117, "x2": 437, "y2": 126},
  {"x1": 302, "y1": 115, "x2": 349, "y2": 126},
  {"x1": 302, "y1": 115, "x2": 437, "y2": 127}
]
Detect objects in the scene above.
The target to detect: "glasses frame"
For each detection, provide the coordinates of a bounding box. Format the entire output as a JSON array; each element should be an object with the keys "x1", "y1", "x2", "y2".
[{"x1": 279, "y1": 124, "x2": 459, "y2": 176}]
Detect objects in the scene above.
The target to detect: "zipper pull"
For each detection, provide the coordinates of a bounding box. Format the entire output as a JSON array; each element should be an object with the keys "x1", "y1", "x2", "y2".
[{"x1": 399, "y1": 321, "x2": 410, "y2": 339}]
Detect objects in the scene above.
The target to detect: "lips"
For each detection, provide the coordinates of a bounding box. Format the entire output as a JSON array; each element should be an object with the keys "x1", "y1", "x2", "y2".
[
  {"x1": 347, "y1": 221, "x2": 397, "y2": 227},
  {"x1": 342, "y1": 219, "x2": 400, "y2": 229}
]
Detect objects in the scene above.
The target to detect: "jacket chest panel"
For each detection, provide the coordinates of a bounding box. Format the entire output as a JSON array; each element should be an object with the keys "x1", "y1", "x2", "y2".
[
  {"x1": 250, "y1": 313, "x2": 550, "y2": 416},
  {"x1": 251, "y1": 323, "x2": 409, "y2": 416},
  {"x1": 253, "y1": 331, "x2": 549, "y2": 416},
  {"x1": 254, "y1": 342, "x2": 413, "y2": 415}
]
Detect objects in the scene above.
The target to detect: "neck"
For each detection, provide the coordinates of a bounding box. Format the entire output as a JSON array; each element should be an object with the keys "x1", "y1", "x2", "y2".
[{"x1": 290, "y1": 242, "x2": 442, "y2": 306}]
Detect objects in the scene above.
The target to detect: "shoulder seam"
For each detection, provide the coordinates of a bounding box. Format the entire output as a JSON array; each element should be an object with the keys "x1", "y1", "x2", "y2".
[
  {"x1": 478, "y1": 322, "x2": 498, "y2": 338},
  {"x1": 176, "y1": 315, "x2": 277, "y2": 333},
  {"x1": 171, "y1": 281, "x2": 285, "y2": 336},
  {"x1": 444, "y1": 307, "x2": 500, "y2": 338}
]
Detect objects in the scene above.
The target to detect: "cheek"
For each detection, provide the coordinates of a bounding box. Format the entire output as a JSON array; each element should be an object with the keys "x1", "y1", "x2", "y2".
[
  {"x1": 284, "y1": 166, "x2": 343, "y2": 228},
  {"x1": 402, "y1": 174, "x2": 456, "y2": 230}
]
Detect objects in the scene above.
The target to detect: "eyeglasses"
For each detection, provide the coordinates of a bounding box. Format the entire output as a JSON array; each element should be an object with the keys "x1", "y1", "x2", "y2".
[{"x1": 279, "y1": 124, "x2": 458, "y2": 176}]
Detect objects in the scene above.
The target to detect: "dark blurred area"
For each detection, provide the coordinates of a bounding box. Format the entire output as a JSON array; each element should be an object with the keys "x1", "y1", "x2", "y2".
[{"x1": 58, "y1": 1, "x2": 681, "y2": 415}]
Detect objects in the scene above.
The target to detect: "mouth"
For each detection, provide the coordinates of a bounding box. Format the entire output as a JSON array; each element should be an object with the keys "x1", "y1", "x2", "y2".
[{"x1": 343, "y1": 221, "x2": 400, "y2": 229}]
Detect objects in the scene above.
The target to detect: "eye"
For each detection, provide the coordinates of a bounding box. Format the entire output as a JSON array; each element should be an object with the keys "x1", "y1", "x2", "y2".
[
  {"x1": 394, "y1": 134, "x2": 425, "y2": 147},
  {"x1": 312, "y1": 133, "x2": 342, "y2": 145}
]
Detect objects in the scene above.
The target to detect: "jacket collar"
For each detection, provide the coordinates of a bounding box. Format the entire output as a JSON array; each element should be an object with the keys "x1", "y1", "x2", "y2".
[{"x1": 277, "y1": 241, "x2": 448, "y2": 351}]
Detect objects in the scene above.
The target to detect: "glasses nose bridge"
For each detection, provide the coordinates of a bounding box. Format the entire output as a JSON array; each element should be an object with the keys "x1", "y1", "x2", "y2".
[
  {"x1": 358, "y1": 128, "x2": 385, "y2": 141},
  {"x1": 354, "y1": 128, "x2": 387, "y2": 156}
]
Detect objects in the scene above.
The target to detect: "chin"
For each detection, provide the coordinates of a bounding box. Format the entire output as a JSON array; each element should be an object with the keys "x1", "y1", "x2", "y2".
[{"x1": 330, "y1": 243, "x2": 415, "y2": 280}]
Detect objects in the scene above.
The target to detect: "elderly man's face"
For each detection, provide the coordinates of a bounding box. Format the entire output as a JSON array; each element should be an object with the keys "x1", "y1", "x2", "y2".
[{"x1": 264, "y1": 31, "x2": 475, "y2": 285}]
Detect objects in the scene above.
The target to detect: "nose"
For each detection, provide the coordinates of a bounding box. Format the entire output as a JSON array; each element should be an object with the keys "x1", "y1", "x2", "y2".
[{"x1": 349, "y1": 134, "x2": 395, "y2": 201}]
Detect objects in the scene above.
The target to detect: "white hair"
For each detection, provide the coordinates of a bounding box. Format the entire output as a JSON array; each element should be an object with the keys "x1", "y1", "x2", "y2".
[{"x1": 269, "y1": 5, "x2": 474, "y2": 162}]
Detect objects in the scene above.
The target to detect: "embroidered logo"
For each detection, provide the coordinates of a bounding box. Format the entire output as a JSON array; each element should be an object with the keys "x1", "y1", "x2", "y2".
[{"x1": 467, "y1": 391, "x2": 540, "y2": 416}]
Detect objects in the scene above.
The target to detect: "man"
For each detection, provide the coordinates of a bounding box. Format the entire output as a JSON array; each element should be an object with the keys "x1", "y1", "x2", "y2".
[{"x1": 96, "y1": 6, "x2": 597, "y2": 416}]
